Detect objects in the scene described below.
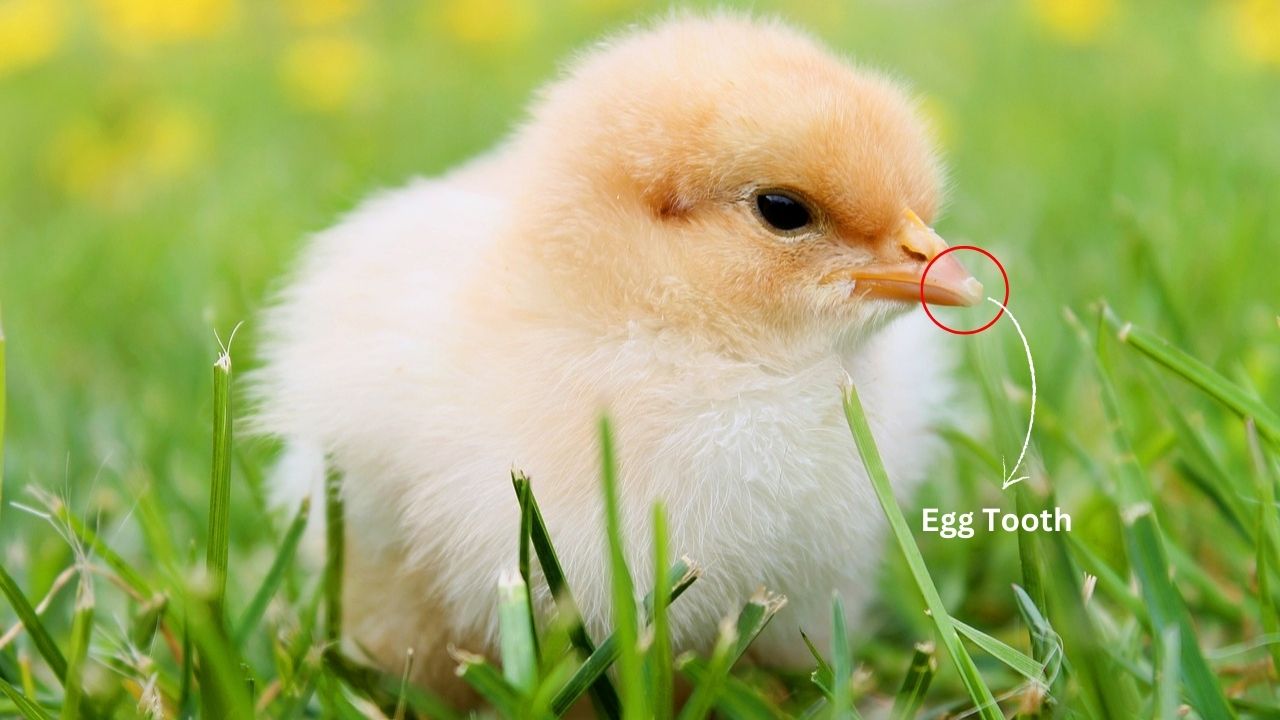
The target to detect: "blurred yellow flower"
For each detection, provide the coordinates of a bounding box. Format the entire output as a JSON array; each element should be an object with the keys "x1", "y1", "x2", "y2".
[
  {"x1": 1031, "y1": 0, "x2": 1114, "y2": 44},
  {"x1": 282, "y1": 0, "x2": 362, "y2": 27},
  {"x1": 436, "y1": 0, "x2": 535, "y2": 47},
  {"x1": 46, "y1": 103, "x2": 208, "y2": 207},
  {"x1": 94, "y1": 0, "x2": 234, "y2": 49},
  {"x1": 140, "y1": 104, "x2": 206, "y2": 176},
  {"x1": 1232, "y1": 0, "x2": 1280, "y2": 66},
  {"x1": 0, "y1": 0, "x2": 65, "y2": 77},
  {"x1": 278, "y1": 34, "x2": 372, "y2": 112}
]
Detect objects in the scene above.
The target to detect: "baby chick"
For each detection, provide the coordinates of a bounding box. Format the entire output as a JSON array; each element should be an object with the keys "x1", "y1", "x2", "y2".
[{"x1": 252, "y1": 12, "x2": 981, "y2": 704}]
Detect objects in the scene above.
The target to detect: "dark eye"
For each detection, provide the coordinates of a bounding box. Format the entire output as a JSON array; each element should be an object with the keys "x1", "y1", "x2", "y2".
[{"x1": 755, "y1": 192, "x2": 812, "y2": 232}]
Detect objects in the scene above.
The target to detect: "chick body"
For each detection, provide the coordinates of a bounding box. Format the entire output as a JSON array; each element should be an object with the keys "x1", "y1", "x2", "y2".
[{"x1": 254, "y1": 13, "x2": 960, "y2": 703}]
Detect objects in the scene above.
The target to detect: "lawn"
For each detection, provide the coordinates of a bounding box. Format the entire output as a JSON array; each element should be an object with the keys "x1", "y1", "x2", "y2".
[{"x1": 1, "y1": 0, "x2": 1278, "y2": 717}]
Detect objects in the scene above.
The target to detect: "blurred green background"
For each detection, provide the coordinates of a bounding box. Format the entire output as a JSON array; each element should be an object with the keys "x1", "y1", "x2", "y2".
[{"x1": 1, "y1": 0, "x2": 1279, "y2": 713}]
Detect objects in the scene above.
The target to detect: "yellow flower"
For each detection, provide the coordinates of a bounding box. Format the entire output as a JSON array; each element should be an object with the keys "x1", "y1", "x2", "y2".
[
  {"x1": 1232, "y1": 0, "x2": 1280, "y2": 66},
  {"x1": 278, "y1": 34, "x2": 372, "y2": 112},
  {"x1": 0, "y1": 0, "x2": 65, "y2": 77},
  {"x1": 47, "y1": 121, "x2": 115, "y2": 201},
  {"x1": 46, "y1": 102, "x2": 207, "y2": 208},
  {"x1": 136, "y1": 104, "x2": 205, "y2": 177},
  {"x1": 435, "y1": 0, "x2": 535, "y2": 47},
  {"x1": 94, "y1": 0, "x2": 234, "y2": 49},
  {"x1": 1031, "y1": 0, "x2": 1114, "y2": 44},
  {"x1": 282, "y1": 0, "x2": 362, "y2": 27}
]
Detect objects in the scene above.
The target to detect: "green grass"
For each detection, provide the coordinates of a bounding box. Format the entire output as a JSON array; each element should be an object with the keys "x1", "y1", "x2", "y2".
[
  {"x1": 1, "y1": 304, "x2": 6, "y2": 523},
  {"x1": 843, "y1": 382, "x2": 1001, "y2": 719},
  {"x1": 889, "y1": 643, "x2": 936, "y2": 720},
  {"x1": 1, "y1": 0, "x2": 1279, "y2": 717}
]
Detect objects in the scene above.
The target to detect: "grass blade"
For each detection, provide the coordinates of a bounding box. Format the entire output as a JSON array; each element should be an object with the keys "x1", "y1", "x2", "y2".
[
  {"x1": 890, "y1": 642, "x2": 936, "y2": 720},
  {"x1": 178, "y1": 613, "x2": 194, "y2": 717},
  {"x1": 234, "y1": 496, "x2": 311, "y2": 647},
  {"x1": 18, "y1": 651, "x2": 36, "y2": 699},
  {"x1": 512, "y1": 470, "x2": 622, "y2": 717},
  {"x1": 830, "y1": 594, "x2": 853, "y2": 716},
  {"x1": 551, "y1": 559, "x2": 699, "y2": 715},
  {"x1": 800, "y1": 629, "x2": 833, "y2": 698},
  {"x1": 0, "y1": 305, "x2": 6, "y2": 522},
  {"x1": 1247, "y1": 417, "x2": 1280, "y2": 577},
  {"x1": 319, "y1": 463, "x2": 347, "y2": 718},
  {"x1": 452, "y1": 648, "x2": 522, "y2": 717},
  {"x1": 1156, "y1": 626, "x2": 1181, "y2": 720},
  {"x1": 325, "y1": 649, "x2": 460, "y2": 720},
  {"x1": 1164, "y1": 533, "x2": 1248, "y2": 624},
  {"x1": 187, "y1": 583, "x2": 255, "y2": 719},
  {"x1": 1042, "y1": 530, "x2": 1141, "y2": 716},
  {"x1": 201, "y1": 345, "x2": 237, "y2": 720},
  {"x1": 841, "y1": 382, "x2": 1001, "y2": 720},
  {"x1": 133, "y1": 485, "x2": 179, "y2": 578},
  {"x1": 731, "y1": 589, "x2": 786, "y2": 665},
  {"x1": 515, "y1": 476, "x2": 540, "y2": 661},
  {"x1": 677, "y1": 657, "x2": 784, "y2": 720},
  {"x1": 1248, "y1": 419, "x2": 1280, "y2": 674},
  {"x1": 58, "y1": 573, "x2": 93, "y2": 720},
  {"x1": 1065, "y1": 534, "x2": 1149, "y2": 625},
  {"x1": 50, "y1": 501, "x2": 152, "y2": 600},
  {"x1": 672, "y1": 591, "x2": 787, "y2": 720},
  {"x1": 316, "y1": 671, "x2": 366, "y2": 720},
  {"x1": 276, "y1": 648, "x2": 321, "y2": 720},
  {"x1": 199, "y1": 343, "x2": 249, "y2": 717},
  {"x1": 392, "y1": 668, "x2": 461, "y2": 719},
  {"x1": 1010, "y1": 585, "x2": 1062, "y2": 688},
  {"x1": 1012, "y1": 485, "x2": 1047, "y2": 620},
  {"x1": 953, "y1": 619, "x2": 1043, "y2": 683},
  {"x1": 206, "y1": 348, "x2": 233, "y2": 616},
  {"x1": 129, "y1": 592, "x2": 167, "y2": 652},
  {"x1": 527, "y1": 654, "x2": 580, "y2": 719},
  {"x1": 0, "y1": 564, "x2": 68, "y2": 681},
  {"x1": 1102, "y1": 307, "x2": 1280, "y2": 446},
  {"x1": 675, "y1": 620, "x2": 738, "y2": 720},
  {"x1": 1153, "y1": 372, "x2": 1251, "y2": 537},
  {"x1": 1077, "y1": 307, "x2": 1238, "y2": 718},
  {"x1": 324, "y1": 465, "x2": 344, "y2": 647},
  {"x1": 598, "y1": 416, "x2": 646, "y2": 719},
  {"x1": 498, "y1": 569, "x2": 537, "y2": 694},
  {"x1": 0, "y1": 674, "x2": 52, "y2": 720},
  {"x1": 795, "y1": 601, "x2": 866, "y2": 719},
  {"x1": 649, "y1": 504, "x2": 673, "y2": 719}
]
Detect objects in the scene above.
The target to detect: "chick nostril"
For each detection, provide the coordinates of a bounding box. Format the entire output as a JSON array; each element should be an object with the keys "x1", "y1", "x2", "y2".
[{"x1": 901, "y1": 245, "x2": 928, "y2": 263}]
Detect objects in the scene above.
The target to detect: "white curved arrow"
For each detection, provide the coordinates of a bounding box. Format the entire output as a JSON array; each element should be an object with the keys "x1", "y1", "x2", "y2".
[{"x1": 987, "y1": 296, "x2": 1037, "y2": 490}]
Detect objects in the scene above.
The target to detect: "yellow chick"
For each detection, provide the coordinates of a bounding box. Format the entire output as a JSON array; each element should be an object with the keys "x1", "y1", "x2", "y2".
[{"x1": 252, "y1": 12, "x2": 980, "y2": 704}]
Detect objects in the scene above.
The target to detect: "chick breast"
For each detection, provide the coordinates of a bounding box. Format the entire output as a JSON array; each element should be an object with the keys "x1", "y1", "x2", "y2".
[{"x1": 251, "y1": 16, "x2": 960, "y2": 705}]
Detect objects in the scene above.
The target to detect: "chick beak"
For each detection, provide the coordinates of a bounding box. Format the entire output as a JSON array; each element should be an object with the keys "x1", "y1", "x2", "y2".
[{"x1": 821, "y1": 208, "x2": 984, "y2": 307}]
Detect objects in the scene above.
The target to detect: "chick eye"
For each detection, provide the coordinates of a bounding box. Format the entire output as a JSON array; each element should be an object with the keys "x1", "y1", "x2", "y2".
[{"x1": 755, "y1": 192, "x2": 812, "y2": 233}]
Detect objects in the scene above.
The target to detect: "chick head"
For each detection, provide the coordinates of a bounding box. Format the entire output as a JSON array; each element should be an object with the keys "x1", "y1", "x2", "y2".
[{"x1": 514, "y1": 14, "x2": 981, "y2": 354}]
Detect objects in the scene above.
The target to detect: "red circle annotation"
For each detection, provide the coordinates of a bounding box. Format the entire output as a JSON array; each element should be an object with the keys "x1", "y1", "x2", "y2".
[{"x1": 920, "y1": 245, "x2": 1009, "y2": 335}]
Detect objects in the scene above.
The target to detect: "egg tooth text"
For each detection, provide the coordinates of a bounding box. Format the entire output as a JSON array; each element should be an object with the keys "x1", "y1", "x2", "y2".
[{"x1": 921, "y1": 507, "x2": 1071, "y2": 539}]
